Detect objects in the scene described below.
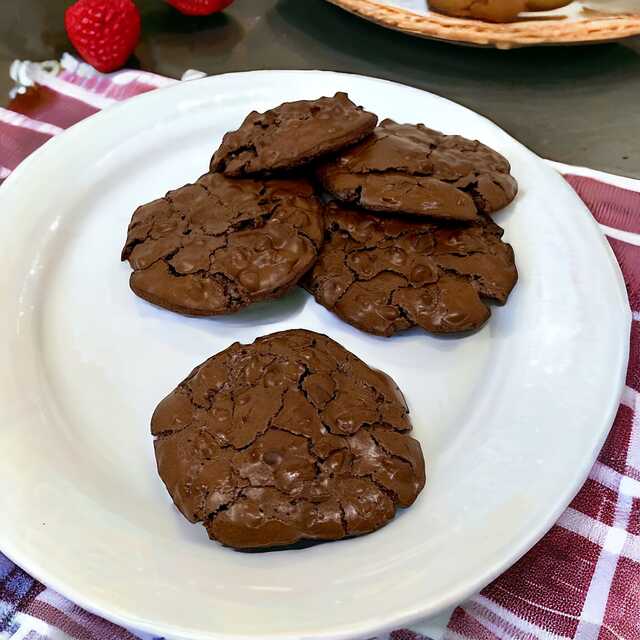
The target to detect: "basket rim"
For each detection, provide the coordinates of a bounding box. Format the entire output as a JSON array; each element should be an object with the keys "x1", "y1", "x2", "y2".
[{"x1": 327, "y1": 0, "x2": 640, "y2": 47}]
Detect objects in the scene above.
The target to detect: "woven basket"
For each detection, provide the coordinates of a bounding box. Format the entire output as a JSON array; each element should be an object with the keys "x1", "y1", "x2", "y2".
[{"x1": 327, "y1": 0, "x2": 640, "y2": 48}]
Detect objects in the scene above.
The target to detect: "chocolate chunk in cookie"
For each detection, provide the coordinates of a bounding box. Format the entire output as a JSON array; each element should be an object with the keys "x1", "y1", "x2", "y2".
[
  {"x1": 303, "y1": 202, "x2": 517, "y2": 337},
  {"x1": 121, "y1": 173, "x2": 323, "y2": 316},
  {"x1": 152, "y1": 329, "x2": 426, "y2": 550},
  {"x1": 210, "y1": 93, "x2": 378, "y2": 177},
  {"x1": 316, "y1": 119, "x2": 518, "y2": 220}
]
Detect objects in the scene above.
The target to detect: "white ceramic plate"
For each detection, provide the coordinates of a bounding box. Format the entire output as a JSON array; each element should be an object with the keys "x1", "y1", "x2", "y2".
[{"x1": 0, "y1": 71, "x2": 630, "y2": 640}]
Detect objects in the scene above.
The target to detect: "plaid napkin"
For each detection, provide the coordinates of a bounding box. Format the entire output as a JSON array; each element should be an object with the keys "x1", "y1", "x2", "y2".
[{"x1": 1, "y1": 56, "x2": 639, "y2": 640}]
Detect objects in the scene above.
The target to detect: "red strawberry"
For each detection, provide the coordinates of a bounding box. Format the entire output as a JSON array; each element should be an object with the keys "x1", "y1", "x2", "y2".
[
  {"x1": 166, "y1": 0, "x2": 234, "y2": 16},
  {"x1": 65, "y1": 0, "x2": 141, "y2": 73}
]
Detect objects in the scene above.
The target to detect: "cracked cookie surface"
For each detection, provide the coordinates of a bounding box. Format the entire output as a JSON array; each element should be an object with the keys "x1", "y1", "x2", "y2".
[
  {"x1": 152, "y1": 329, "x2": 426, "y2": 550},
  {"x1": 210, "y1": 92, "x2": 378, "y2": 177},
  {"x1": 303, "y1": 202, "x2": 518, "y2": 337},
  {"x1": 316, "y1": 119, "x2": 518, "y2": 220},
  {"x1": 121, "y1": 173, "x2": 324, "y2": 316}
]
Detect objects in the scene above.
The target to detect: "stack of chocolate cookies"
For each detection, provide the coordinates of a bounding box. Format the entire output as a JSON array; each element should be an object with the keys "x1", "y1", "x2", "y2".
[
  {"x1": 121, "y1": 93, "x2": 519, "y2": 550},
  {"x1": 122, "y1": 92, "x2": 517, "y2": 337}
]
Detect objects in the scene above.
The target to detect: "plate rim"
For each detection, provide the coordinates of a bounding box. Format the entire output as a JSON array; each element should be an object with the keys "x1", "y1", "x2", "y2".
[{"x1": 0, "y1": 69, "x2": 632, "y2": 640}]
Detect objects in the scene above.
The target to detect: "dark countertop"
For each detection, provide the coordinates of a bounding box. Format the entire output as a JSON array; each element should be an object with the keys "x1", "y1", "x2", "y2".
[{"x1": 2, "y1": 0, "x2": 639, "y2": 177}]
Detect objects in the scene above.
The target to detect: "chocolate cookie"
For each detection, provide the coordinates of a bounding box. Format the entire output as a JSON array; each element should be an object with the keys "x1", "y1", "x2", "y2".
[
  {"x1": 316, "y1": 119, "x2": 518, "y2": 220},
  {"x1": 152, "y1": 329, "x2": 425, "y2": 550},
  {"x1": 303, "y1": 202, "x2": 517, "y2": 336},
  {"x1": 210, "y1": 93, "x2": 378, "y2": 177},
  {"x1": 121, "y1": 173, "x2": 324, "y2": 316}
]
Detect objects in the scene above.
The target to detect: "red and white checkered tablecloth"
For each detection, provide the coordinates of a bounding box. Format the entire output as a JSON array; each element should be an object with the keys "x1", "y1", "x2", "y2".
[{"x1": 1, "y1": 56, "x2": 639, "y2": 640}]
